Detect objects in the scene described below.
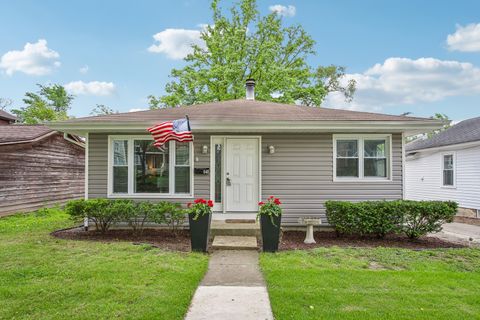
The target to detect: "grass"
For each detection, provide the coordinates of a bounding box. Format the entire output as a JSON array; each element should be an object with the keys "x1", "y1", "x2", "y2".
[
  {"x1": 0, "y1": 209, "x2": 209, "y2": 320},
  {"x1": 260, "y1": 247, "x2": 480, "y2": 320}
]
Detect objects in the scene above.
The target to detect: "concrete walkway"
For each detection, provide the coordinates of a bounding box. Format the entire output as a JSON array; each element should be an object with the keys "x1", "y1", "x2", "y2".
[
  {"x1": 185, "y1": 250, "x2": 274, "y2": 320},
  {"x1": 430, "y1": 222, "x2": 480, "y2": 247}
]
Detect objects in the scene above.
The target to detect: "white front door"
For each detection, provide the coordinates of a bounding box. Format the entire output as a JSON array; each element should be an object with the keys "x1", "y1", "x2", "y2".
[{"x1": 225, "y1": 138, "x2": 259, "y2": 212}]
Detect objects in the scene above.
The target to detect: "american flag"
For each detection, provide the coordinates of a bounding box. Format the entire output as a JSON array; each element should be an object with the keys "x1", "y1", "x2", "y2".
[{"x1": 147, "y1": 118, "x2": 193, "y2": 150}]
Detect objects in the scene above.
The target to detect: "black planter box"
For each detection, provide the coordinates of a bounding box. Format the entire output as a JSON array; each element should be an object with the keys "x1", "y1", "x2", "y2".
[
  {"x1": 188, "y1": 213, "x2": 211, "y2": 252},
  {"x1": 260, "y1": 214, "x2": 281, "y2": 252}
]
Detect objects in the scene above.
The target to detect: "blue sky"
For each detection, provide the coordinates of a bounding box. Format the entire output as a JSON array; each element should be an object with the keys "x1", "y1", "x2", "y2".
[{"x1": 1, "y1": 0, "x2": 480, "y2": 121}]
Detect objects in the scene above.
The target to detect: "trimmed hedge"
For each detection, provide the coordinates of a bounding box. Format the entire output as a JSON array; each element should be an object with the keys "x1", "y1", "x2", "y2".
[
  {"x1": 65, "y1": 199, "x2": 186, "y2": 234},
  {"x1": 325, "y1": 200, "x2": 457, "y2": 239}
]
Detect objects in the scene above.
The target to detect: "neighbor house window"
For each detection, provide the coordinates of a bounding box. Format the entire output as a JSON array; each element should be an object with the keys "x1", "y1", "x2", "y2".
[
  {"x1": 109, "y1": 136, "x2": 192, "y2": 197},
  {"x1": 442, "y1": 154, "x2": 455, "y2": 187},
  {"x1": 334, "y1": 135, "x2": 391, "y2": 180}
]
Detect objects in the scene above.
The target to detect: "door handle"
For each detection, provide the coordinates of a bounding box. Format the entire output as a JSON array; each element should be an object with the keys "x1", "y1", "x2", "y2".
[{"x1": 226, "y1": 177, "x2": 231, "y2": 186}]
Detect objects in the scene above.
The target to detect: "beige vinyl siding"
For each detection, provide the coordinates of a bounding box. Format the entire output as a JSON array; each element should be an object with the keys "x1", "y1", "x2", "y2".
[{"x1": 88, "y1": 132, "x2": 403, "y2": 225}]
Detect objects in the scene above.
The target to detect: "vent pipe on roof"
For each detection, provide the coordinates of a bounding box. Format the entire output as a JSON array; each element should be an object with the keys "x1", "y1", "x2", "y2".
[{"x1": 245, "y1": 78, "x2": 255, "y2": 100}]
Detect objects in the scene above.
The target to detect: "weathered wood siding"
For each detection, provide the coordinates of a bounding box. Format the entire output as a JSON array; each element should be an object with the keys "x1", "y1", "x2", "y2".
[
  {"x1": 0, "y1": 134, "x2": 85, "y2": 216},
  {"x1": 89, "y1": 132, "x2": 403, "y2": 225}
]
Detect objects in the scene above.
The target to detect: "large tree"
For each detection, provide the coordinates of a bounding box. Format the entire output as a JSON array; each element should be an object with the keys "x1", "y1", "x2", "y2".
[
  {"x1": 149, "y1": 0, "x2": 355, "y2": 108},
  {"x1": 12, "y1": 84, "x2": 74, "y2": 124}
]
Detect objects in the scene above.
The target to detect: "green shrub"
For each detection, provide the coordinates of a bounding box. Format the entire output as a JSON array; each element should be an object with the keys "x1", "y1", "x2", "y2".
[
  {"x1": 325, "y1": 200, "x2": 457, "y2": 239},
  {"x1": 128, "y1": 201, "x2": 155, "y2": 235},
  {"x1": 401, "y1": 200, "x2": 457, "y2": 239},
  {"x1": 65, "y1": 199, "x2": 87, "y2": 221},
  {"x1": 325, "y1": 200, "x2": 403, "y2": 238},
  {"x1": 161, "y1": 202, "x2": 186, "y2": 233},
  {"x1": 65, "y1": 199, "x2": 119, "y2": 234},
  {"x1": 84, "y1": 199, "x2": 117, "y2": 234},
  {"x1": 64, "y1": 199, "x2": 188, "y2": 234}
]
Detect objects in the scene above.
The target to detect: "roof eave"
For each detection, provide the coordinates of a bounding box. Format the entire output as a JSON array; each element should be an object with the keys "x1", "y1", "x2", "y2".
[
  {"x1": 47, "y1": 120, "x2": 444, "y2": 135},
  {"x1": 406, "y1": 139, "x2": 480, "y2": 154}
]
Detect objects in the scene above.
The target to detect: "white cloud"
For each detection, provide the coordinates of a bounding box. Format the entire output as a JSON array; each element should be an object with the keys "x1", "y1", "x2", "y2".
[
  {"x1": 129, "y1": 108, "x2": 147, "y2": 112},
  {"x1": 324, "y1": 57, "x2": 480, "y2": 112},
  {"x1": 79, "y1": 65, "x2": 89, "y2": 74},
  {"x1": 148, "y1": 27, "x2": 206, "y2": 60},
  {"x1": 0, "y1": 39, "x2": 60, "y2": 76},
  {"x1": 269, "y1": 4, "x2": 296, "y2": 17},
  {"x1": 447, "y1": 23, "x2": 480, "y2": 52},
  {"x1": 64, "y1": 81, "x2": 116, "y2": 96}
]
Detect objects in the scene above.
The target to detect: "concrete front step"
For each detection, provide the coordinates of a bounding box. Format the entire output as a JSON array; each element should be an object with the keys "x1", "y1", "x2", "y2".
[
  {"x1": 211, "y1": 236, "x2": 258, "y2": 250},
  {"x1": 210, "y1": 221, "x2": 260, "y2": 238}
]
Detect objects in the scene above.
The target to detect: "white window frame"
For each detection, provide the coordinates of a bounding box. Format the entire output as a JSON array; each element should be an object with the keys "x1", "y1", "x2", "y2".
[
  {"x1": 333, "y1": 134, "x2": 393, "y2": 182},
  {"x1": 441, "y1": 152, "x2": 456, "y2": 188},
  {"x1": 107, "y1": 135, "x2": 194, "y2": 198}
]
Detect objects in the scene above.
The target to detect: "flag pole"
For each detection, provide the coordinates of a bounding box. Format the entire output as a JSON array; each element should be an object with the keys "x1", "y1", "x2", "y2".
[{"x1": 185, "y1": 115, "x2": 191, "y2": 131}]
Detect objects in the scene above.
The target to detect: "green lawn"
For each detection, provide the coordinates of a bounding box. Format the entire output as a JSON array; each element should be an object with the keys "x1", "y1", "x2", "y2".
[
  {"x1": 0, "y1": 209, "x2": 208, "y2": 320},
  {"x1": 260, "y1": 247, "x2": 480, "y2": 320}
]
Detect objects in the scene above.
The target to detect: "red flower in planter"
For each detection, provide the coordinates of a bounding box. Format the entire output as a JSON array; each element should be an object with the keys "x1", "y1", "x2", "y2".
[
  {"x1": 274, "y1": 198, "x2": 281, "y2": 205},
  {"x1": 258, "y1": 201, "x2": 264, "y2": 206},
  {"x1": 207, "y1": 200, "x2": 214, "y2": 207},
  {"x1": 269, "y1": 195, "x2": 274, "y2": 199},
  {"x1": 194, "y1": 198, "x2": 207, "y2": 204}
]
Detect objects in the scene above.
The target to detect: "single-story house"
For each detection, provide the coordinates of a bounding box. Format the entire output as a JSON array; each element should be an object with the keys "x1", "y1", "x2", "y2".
[
  {"x1": 0, "y1": 111, "x2": 85, "y2": 216},
  {"x1": 405, "y1": 116, "x2": 480, "y2": 223},
  {"x1": 48, "y1": 82, "x2": 442, "y2": 226}
]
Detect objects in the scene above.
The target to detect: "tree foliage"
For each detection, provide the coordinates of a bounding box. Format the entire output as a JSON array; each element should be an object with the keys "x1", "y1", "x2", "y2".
[
  {"x1": 150, "y1": 0, "x2": 355, "y2": 108},
  {"x1": 90, "y1": 104, "x2": 117, "y2": 116},
  {"x1": 406, "y1": 113, "x2": 452, "y2": 142},
  {"x1": 11, "y1": 84, "x2": 74, "y2": 124}
]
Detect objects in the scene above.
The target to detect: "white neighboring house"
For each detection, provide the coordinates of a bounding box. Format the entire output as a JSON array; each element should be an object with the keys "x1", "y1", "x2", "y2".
[{"x1": 405, "y1": 117, "x2": 480, "y2": 223}]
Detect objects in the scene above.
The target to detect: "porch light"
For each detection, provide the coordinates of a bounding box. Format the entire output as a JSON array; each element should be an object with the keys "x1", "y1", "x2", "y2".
[
  {"x1": 268, "y1": 145, "x2": 275, "y2": 154},
  {"x1": 202, "y1": 145, "x2": 208, "y2": 154}
]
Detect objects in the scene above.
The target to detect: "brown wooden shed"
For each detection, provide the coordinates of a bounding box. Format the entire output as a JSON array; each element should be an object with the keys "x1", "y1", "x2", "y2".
[{"x1": 0, "y1": 115, "x2": 85, "y2": 216}]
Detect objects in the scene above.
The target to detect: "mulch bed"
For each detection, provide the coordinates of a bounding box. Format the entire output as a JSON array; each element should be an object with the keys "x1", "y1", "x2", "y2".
[
  {"x1": 279, "y1": 231, "x2": 466, "y2": 250},
  {"x1": 52, "y1": 228, "x2": 466, "y2": 253},
  {"x1": 52, "y1": 228, "x2": 192, "y2": 252}
]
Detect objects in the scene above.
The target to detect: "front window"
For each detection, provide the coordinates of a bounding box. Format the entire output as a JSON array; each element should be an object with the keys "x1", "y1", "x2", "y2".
[
  {"x1": 336, "y1": 140, "x2": 359, "y2": 177},
  {"x1": 443, "y1": 154, "x2": 454, "y2": 187},
  {"x1": 134, "y1": 140, "x2": 169, "y2": 193},
  {"x1": 364, "y1": 139, "x2": 387, "y2": 177},
  {"x1": 113, "y1": 140, "x2": 128, "y2": 193},
  {"x1": 174, "y1": 142, "x2": 190, "y2": 194},
  {"x1": 109, "y1": 137, "x2": 192, "y2": 196},
  {"x1": 334, "y1": 135, "x2": 391, "y2": 180}
]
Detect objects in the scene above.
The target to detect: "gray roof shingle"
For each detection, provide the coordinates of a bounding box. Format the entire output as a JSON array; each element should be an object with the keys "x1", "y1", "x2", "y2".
[
  {"x1": 54, "y1": 99, "x2": 431, "y2": 124},
  {"x1": 406, "y1": 117, "x2": 480, "y2": 152}
]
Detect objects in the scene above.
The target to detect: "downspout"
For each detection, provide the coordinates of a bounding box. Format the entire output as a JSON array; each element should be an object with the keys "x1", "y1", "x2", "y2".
[{"x1": 84, "y1": 132, "x2": 89, "y2": 231}]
